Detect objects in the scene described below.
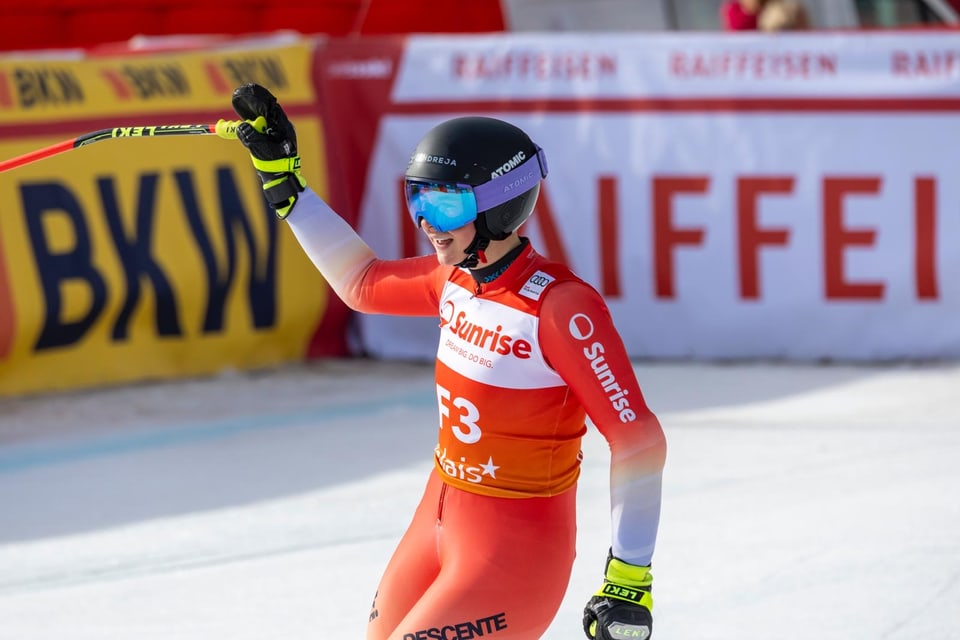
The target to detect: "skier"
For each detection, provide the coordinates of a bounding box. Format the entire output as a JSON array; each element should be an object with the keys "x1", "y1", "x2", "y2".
[{"x1": 231, "y1": 83, "x2": 666, "y2": 640}]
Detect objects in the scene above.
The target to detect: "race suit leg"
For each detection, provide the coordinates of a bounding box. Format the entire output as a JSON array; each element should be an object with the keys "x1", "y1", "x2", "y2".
[{"x1": 368, "y1": 469, "x2": 577, "y2": 640}]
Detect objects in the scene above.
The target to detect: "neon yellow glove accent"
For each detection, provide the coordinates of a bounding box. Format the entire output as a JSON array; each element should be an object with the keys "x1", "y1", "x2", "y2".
[
  {"x1": 242, "y1": 116, "x2": 305, "y2": 219},
  {"x1": 596, "y1": 558, "x2": 654, "y2": 610},
  {"x1": 251, "y1": 154, "x2": 303, "y2": 176}
]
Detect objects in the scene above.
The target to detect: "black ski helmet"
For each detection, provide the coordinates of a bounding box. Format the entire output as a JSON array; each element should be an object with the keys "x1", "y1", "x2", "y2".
[{"x1": 404, "y1": 116, "x2": 548, "y2": 242}]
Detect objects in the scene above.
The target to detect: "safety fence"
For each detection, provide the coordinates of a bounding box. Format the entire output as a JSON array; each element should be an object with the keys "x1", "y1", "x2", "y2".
[{"x1": 1, "y1": 30, "x2": 958, "y2": 396}]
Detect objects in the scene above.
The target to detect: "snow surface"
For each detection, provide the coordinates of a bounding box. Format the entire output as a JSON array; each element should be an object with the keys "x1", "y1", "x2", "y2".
[{"x1": 1, "y1": 360, "x2": 958, "y2": 639}]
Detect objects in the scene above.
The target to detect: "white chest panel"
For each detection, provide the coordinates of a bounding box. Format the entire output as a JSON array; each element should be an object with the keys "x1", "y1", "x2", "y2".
[{"x1": 436, "y1": 281, "x2": 564, "y2": 390}]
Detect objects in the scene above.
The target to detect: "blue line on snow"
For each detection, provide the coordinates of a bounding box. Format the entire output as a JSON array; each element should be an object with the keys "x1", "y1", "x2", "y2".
[{"x1": 0, "y1": 393, "x2": 434, "y2": 475}]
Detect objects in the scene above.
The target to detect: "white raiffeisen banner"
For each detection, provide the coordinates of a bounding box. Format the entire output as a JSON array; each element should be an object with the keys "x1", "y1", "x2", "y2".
[{"x1": 314, "y1": 32, "x2": 960, "y2": 361}]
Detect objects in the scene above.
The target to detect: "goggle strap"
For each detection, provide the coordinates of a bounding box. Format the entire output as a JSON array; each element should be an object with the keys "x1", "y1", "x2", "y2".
[{"x1": 472, "y1": 146, "x2": 547, "y2": 213}]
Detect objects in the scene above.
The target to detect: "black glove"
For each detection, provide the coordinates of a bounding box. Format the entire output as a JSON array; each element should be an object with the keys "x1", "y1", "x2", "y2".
[
  {"x1": 231, "y1": 83, "x2": 306, "y2": 218},
  {"x1": 583, "y1": 551, "x2": 654, "y2": 640}
]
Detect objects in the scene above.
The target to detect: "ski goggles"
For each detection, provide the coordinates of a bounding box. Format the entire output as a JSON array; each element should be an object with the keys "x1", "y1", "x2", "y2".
[{"x1": 405, "y1": 146, "x2": 548, "y2": 232}]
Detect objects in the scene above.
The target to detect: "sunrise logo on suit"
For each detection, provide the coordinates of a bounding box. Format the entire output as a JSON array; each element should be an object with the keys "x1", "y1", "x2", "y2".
[
  {"x1": 570, "y1": 313, "x2": 637, "y2": 423},
  {"x1": 442, "y1": 302, "x2": 532, "y2": 359}
]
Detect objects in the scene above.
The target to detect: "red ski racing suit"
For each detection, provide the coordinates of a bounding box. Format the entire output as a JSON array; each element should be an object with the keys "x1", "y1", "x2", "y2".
[{"x1": 288, "y1": 189, "x2": 666, "y2": 640}]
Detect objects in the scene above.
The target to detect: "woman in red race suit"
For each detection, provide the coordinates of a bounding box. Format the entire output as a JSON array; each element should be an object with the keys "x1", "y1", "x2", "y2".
[{"x1": 231, "y1": 83, "x2": 667, "y2": 640}]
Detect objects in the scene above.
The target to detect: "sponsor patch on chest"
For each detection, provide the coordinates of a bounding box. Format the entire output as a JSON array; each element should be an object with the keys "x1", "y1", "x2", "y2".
[{"x1": 519, "y1": 270, "x2": 555, "y2": 301}]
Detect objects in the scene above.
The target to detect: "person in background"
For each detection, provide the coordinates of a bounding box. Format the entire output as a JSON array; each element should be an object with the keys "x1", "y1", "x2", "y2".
[
  {"x1": 229, "y1": 83, "x2": 667, "y2": 640},
  {"x1": 759, "y1": 0, "x2": 811, "y2": 31},
  {"x1": 720, "y1": 0, "x2": 769, "y2": 30}
]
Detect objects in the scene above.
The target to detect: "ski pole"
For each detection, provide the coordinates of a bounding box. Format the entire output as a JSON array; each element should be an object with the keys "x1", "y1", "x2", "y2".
[{"x1": 0, "y1": 117, "x2": 263, "y2": 173}]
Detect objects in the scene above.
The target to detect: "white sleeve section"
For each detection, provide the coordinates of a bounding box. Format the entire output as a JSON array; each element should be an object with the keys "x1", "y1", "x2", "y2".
[
  {"x1": 610, "y1": 471, "x2": 663, "y2": 567},
  {"x1": 284, "y1": 189, "x2": 377, "y2": 310}
]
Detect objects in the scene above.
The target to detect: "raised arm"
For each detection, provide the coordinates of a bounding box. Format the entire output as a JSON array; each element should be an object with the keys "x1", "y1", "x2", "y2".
[{"x1": 231, "y1": 83, "x2": 443, "y2": 317}]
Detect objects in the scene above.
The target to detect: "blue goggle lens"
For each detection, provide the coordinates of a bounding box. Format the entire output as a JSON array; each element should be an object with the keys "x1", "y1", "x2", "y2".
[{"x1": 405, "y1": 181, "x2": 478, "y2": 232}]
